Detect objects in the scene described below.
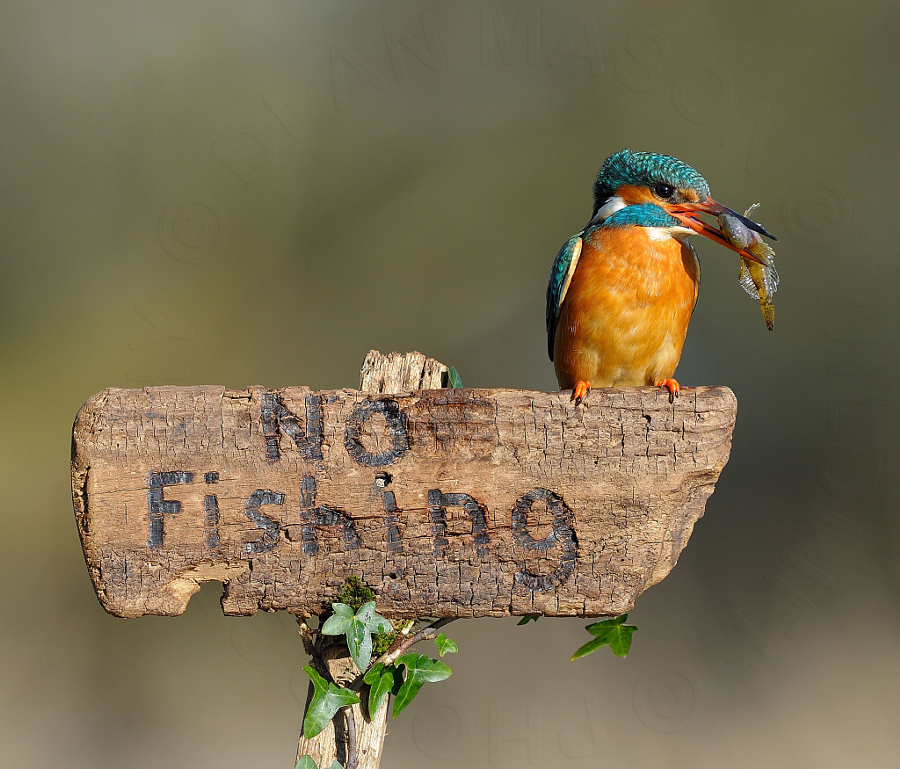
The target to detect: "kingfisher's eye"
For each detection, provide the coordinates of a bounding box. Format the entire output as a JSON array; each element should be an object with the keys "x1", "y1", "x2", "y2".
[{"x1": 654, "y1": 182, "x2": 674, "y2": 199}]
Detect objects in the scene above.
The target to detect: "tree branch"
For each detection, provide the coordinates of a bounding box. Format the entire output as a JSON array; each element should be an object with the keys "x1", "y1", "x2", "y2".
[
  {"x1": 296, "y1": 619, "x2": 334, "y2": 683},
  {"x1": 344, "y1": 707, "x2": 358, "y2": 769}
]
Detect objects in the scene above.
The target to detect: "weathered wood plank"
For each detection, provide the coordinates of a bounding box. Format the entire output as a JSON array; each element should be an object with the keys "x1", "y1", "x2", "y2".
[
  {"x1": 71, "y1": 383, "x2": 736, "y2": 619},
  {"x1": 359, "y1": 349, "x2": 447, "y2": 392}
]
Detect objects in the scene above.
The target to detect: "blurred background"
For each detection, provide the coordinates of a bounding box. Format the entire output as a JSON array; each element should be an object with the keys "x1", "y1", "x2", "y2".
[{"x1": 1, "y1": 1, "x2": 898, "y2": 766}]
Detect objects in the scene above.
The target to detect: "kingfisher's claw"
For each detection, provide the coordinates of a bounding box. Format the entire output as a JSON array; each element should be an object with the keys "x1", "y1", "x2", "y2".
[
  {"x1": 571, "y1": 381, "x2": 591, "y2": 405},
  {"x1": 655, "y1": 378, "x2": 680, "y2": 402}
]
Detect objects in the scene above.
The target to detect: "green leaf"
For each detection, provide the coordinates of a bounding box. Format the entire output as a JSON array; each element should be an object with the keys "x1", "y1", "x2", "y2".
[
  {"x1": 363, "y1": 662, "x2": 394, "y2": 717},
  {"x1": 321, "y1": 603, "x2": 354, "y2": 636},
  {"x1": 351, "y1": 601, "x2": 393, "y2": 670},
  {"x1": 392, "y1": 653, "x2": 452, "y2": 717},
  {"x1": 321, "y1": 601, "x2": 392, "y2": 671},
  {"x1": 447, "y1": 366, "x2": 463, "y2": 388},
  {"x1": 302, "y1": 666, "x2": 361, "y2": 739},
  {"x1": 517, "y1": 615, "x2": 540, "y2": 625},
  {"x1": 296, "y1": 758, "x2": 343, "y2": 769},
  {"x1": 434, "y1": 633, "x2": 458, "y2": 657},
  {"x1": 390, "y1": 661, "x2": 405, "y2": 694},
  {"x1": 570, "y1": 614, "x2": 637, "y2": 660}
]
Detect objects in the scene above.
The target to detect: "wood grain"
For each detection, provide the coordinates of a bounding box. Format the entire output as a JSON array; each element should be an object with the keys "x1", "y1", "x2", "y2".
[
  {"x1": 71, "y1": 376, "x2": 736, "y2": 619},
  {"x1": 359, "y1": 349, "x2": 448, "y2": 392}
]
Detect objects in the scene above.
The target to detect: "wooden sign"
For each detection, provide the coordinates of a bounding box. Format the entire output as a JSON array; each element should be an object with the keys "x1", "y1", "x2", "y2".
[{"x1": 71, "y1": 380, "x2": 736, "y2": 619}]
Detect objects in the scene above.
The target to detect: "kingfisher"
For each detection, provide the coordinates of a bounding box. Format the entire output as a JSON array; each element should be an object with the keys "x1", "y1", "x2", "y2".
[{"x1": 546, "y1": 149, "x2": 777, "y2": 402}]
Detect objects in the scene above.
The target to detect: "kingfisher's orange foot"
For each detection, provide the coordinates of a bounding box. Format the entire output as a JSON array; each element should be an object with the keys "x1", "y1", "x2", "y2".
[
  {"x1": 655, "y1": 378, "x2": 680, "y2": 402},
  {"x1": 571, "y1": 380, "x2": 591, "y2": 405}
]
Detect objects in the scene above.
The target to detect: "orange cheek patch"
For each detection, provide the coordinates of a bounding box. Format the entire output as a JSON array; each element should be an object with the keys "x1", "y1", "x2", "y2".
[{"x1": 615, "y1": 185, "x2": 658, "y2": 205}]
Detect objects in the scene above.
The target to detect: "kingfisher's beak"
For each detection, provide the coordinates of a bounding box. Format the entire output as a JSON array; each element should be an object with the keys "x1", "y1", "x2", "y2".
[{"x1": 667, "y1": 198, "x2": 778, "y2": 264}]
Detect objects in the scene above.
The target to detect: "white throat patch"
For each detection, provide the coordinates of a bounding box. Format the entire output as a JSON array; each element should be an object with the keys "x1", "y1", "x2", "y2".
[
  {"x1": 589, "y1": 195, "x2": 627, "y2": 225},
  {"x1": 645, "y1": 225, "x2": 696, "y2": 242}
]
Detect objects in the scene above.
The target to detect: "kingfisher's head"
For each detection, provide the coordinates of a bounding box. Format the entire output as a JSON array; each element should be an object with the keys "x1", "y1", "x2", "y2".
[{"x1": 589, "y1": 149, "x2": 776, "y2": 262}]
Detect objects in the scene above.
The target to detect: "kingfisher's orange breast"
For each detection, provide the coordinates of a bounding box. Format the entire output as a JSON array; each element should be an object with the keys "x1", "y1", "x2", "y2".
[{"x1": 553, "y1": 226, "x2": 701, "y2": 388}]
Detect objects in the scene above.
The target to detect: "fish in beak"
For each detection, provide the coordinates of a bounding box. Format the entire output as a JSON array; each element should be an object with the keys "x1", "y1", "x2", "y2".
[{"x1": 667, "y1": 198, "x2": 778, "y2": 265}]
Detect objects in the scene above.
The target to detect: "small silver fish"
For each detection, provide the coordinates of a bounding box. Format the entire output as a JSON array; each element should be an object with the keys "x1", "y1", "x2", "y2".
[{"x1": 718, "y1": 204, "x2": 779, "y2": 331}]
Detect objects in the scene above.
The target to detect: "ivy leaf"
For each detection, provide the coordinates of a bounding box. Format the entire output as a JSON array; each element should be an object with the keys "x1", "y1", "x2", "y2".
[
  {"x1": 392, "y1": 653, "x2": 452, "y2": 717},
  {"x1": 434, "y1": 633, "x2": 458, "y2": 657},
  {"x1": 571, "y1": 614, "x2": 637, "y2": 660},
  {"x1": 321, "y1": 601, "x2": 392, "y2": 671},
  {"x1": 351, "y1": 601, "x2": 393, "y2": 670},
  {"x1": 302, "y1": 666, "x2": 360, "y2": 739},
  {"x1": 390, "y1": 661, "x2": 406, "y2": 694},
  {"x1": 321, "y1": 603, "x2": 354, "y2": 636},
  {"x1": 517, "y1": 615, "x2": 540, "y2": 625},
  {"x1": 363, "y1": 662, "x2": 394, "y2": 717},
  {"x1": 296, "y1": 758, "x2": 343, "y2": 769},
  {"x1": 447, "y1": 366, "x2": 463, "y2": 388}
]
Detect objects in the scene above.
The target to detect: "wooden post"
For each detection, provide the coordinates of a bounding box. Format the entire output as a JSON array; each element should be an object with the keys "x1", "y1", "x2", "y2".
[
  {"x1": 295, "y1": 351, "x2": 449, "y2": 768},
  {"x1": 295, "y1": 634, "x2": 389, "y2": 768},
  {"x1": 70, "y1": 351, "x2": 738, "y2": 768}
]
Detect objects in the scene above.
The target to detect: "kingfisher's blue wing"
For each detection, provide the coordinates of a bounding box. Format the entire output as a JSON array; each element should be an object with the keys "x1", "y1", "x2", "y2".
[{"x1": 546, "y1": 233, "x2": 583, "y2": 361}]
